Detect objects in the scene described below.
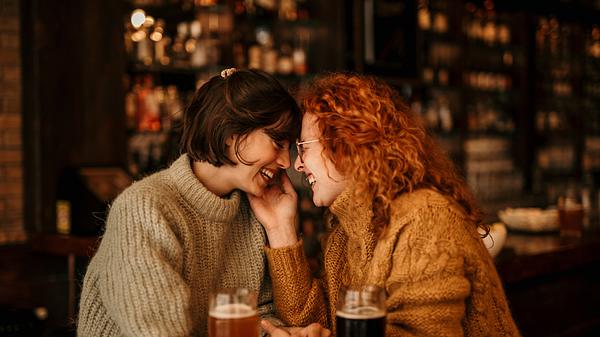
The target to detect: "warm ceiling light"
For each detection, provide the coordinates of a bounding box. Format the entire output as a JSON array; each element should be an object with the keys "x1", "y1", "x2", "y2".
[{"x1": 131, "y1": 9, "x2": 146, "y2": 29}]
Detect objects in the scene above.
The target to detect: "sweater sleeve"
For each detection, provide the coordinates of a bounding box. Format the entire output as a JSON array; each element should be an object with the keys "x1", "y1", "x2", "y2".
[
  {"x1": 98, "y1": 192, "x2": 193, "y2": 337},
  {"x1": 256, "y1": 266, "x2": 285, "y2": 337},
  {"x1": 384, "y1": 207, "x2": 471, "y2": 337},
  {"x1": 264, "y1": 240, "x2": 329, "y2": 328}
]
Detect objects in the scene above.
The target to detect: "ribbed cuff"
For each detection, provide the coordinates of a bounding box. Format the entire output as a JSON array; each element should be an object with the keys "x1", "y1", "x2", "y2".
[{"x1": 265, "y1": 239, "x2": 312, "y2": 285}]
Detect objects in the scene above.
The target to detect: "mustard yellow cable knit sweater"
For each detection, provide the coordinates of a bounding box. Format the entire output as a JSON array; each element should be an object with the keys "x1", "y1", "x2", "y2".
[
  {"x1": 266, "y1": 188, "x2": 520, "y2": 336},
  {"x1": 78, "y1": 154, "x2": 281, "y2": 337}
]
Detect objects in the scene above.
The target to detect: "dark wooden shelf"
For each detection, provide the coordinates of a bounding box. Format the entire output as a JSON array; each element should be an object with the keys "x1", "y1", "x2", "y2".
[{"x1": 127, "y1": 63, "x2": 225, "y2": 75}]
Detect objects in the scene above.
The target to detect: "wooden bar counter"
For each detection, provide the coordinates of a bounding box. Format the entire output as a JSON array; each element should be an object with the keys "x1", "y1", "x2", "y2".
[
  {"x1": 495, "y1": 230, "x2": 600, "y2": 337},
  {"x1": 26, "y1": 229, "x2": 600, "y2": 336}
]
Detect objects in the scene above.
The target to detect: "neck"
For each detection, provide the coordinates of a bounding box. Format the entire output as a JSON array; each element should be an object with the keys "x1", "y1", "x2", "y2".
[{"x1": 192, "y1": 160, "x2": 236, "y2": 197}]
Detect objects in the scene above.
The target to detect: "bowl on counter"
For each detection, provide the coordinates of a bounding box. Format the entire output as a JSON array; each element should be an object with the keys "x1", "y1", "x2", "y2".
[
  {"x1": 479, "y1": 222, "x2": 507, "y2": 257},
  {"x1": 497, "y1": 207, "x2": 559, "y2": 233}
]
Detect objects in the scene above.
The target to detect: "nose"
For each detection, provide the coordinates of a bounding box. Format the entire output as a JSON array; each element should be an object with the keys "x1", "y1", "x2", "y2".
[
  {"x1": 277, "y1": 148, "x2": 291, "y2": 169},
  {"x1": 294, "y1": 154, "x2": 304, "y2": 172}
]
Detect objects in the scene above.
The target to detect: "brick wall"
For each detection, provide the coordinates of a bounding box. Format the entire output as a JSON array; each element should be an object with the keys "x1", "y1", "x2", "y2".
[{"x1": 0, "y1": 0, "x2": 25, "y2": 244}]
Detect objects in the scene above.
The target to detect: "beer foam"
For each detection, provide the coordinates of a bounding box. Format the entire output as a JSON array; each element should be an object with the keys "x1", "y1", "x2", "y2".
[
  {"x1": 209, "y1": 303, "x2": 257, "y2": 319},
  {"x1": 336, "y1": 306, "x2": 386, "y2": 319}
]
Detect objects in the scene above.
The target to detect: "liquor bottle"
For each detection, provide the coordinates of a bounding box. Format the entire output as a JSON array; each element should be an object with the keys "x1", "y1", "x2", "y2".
[
  {"x1": 135, "y1": 26, "x2": 153, "y2": 66},
  {"x1": 151, "y1": 19, "x2": 170, "y2": 65},
  {"x1": 172, "y1": 22, "x2": 190, "y2": 67},
  {"x1": 254, "y1": 0, "x2": 278, "y2": 20},
  {"x1": 279, "y1": 0, "x2": 297, "y2": 21},
  {"x1": 296, "y1": 0, "x2": 310, "y2": 20},
  {"x1": 137, "y1": 75, "x2": 161, "y2": 132},
  {"x1": 232, "y1": 30, "x2": 246, "y2": 68},
  {"x1": 124, "y1": 22, "x2": 134, "y2": 60},
  {"x1": 293, "y1": 30, "x2": 309, "y2": 76},
  {"x1": 205, "y1": 13, "x2": 221, "y2": 66},
  {"x1": 188, "y1": 20, "x2": 208, "y2": 67},
  {"x1": 277, "y1": 42, "x2": 294, "y2": 75},
  {"x1": 417, "y1": 0, "x2": 431, "y2": 31},
  {"x1": 256, "y1": 27, "x2": 277, "y2": 73},
  {"x1": 125, "y1": 78, "x2": 141, "y2": 131},
  {"x1": 164, "y1": 85, "x2": 183, "y2": 124}
]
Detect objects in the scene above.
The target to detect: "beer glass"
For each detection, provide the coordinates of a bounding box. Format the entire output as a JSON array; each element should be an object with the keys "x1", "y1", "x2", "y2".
[
  {"x1": 558, "y1": 183, "x2": 584, "y2": 237},
  {"x1": 208, "y1": 288, "x2": 258, "y2": 337},
  {"x1": 336, "y1": 285, "x2": 386, "y2": 337}
]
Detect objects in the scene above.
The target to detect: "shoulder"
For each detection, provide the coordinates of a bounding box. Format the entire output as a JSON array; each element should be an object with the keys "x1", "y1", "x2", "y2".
[
  {"x1": 390, "y1": 189, "x2": 465, "y2": 223},
  {"x1": 386, "y1": 188, "x2": 477, "y2": 245},
  {"x1": 105, "y1": 170, "x2": 183, "y2": 236},
  {"x1": 112, "y1": 170, "x2": 177, "y2": 211}
]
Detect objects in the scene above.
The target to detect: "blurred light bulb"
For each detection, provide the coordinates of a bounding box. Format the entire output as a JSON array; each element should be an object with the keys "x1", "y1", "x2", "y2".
[
  {"x1": 150, "y1": 31, "x2": 163, "y2": 42},
  {"x1": 144, "y1": 15, "x2": 155, "y2": 27},
  {"x1": 131, "y1": 9, "x2": 146, "y2": 29},
  {"x1": 131, "y1": 30, "x2": 146, "y2": 42}
]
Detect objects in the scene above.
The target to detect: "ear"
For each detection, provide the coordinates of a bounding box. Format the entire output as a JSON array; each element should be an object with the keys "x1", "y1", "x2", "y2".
[
  {"x1": 225, "y1": 134, "x2": 240, "y2": 163},
  {"x1": 225, "y1": 134, "x2": 237, "y2": 147}
]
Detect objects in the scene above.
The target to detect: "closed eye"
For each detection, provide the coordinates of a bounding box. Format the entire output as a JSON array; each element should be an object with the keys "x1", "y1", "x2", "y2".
[{"x1": 273, "y1": 140, "x2": 285, "y2": 149}]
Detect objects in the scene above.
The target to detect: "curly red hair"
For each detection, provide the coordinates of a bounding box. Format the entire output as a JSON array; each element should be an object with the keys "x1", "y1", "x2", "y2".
[{"x1": 298, "y1": 72, "x2": 485, "y2": 234}]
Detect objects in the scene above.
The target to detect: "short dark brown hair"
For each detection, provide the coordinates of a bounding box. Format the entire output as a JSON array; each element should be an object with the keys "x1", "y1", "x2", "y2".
[{"x1": 181, "y1": 69, "x2": 301, "y2": 166}]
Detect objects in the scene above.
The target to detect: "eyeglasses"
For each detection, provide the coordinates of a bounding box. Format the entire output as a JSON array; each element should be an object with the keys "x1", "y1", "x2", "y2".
[{"x1": 296, "y1": 138, "x2": 326, "y2": 164}]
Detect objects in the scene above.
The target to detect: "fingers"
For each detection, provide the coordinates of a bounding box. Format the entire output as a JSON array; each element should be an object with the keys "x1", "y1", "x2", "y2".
[
  {"x1": 280, "y1": 172, "x2": 296, "y2": 195},
  {"x1": 308, "y1": 323, "x2": 331, "y2": 337},
  {"x1": 289, "y1": 323, "x2": 331, "y2": 337},
  {"x1": 261, "y1": 320, "x2": 278, "y2": 334},
  {"x1": 261, "y1": 320, "x2": 290, "y2": 337}
]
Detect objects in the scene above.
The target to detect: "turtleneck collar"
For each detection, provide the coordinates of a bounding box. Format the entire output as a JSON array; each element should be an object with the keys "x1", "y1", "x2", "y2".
[
  {"x1": 328, "y1": 185, "x2": 378, "y2": 260},
  {"x1": 168, "y1": 154, "x2": 242, "y2": 223}
]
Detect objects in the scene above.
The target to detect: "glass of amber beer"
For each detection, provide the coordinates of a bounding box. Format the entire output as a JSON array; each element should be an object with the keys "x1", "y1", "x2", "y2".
[
  {"x1": 336, "y1": 285, "x2": 386, "y2": 337},
  {"x1": 208, "y1": 288, "x2": 258, "y2": 337},
  {"x1": 558, "y1": 183, "x2": 584, "y2": 237}
]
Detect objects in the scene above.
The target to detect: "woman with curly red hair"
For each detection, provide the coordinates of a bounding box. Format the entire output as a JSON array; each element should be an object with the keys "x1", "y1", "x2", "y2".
[{"x1": 249, "y1": 72, "x2": 520, "y2": 336}]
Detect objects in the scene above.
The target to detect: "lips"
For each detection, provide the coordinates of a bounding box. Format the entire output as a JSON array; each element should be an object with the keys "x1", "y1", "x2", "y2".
[
  {"x1": 306, "y1": 174, "x2": 316, "y2": 187},
  {"x1": 259, "y1": 168, "x2": 281, "y2": 186}
]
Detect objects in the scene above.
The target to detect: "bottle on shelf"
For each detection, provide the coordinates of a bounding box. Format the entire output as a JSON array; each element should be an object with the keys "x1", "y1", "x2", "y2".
[
  {"x1": 417, "y1": 0, "x2": 431, "y2": 31},
  {"x1": 277, "y1": 42, "x2": 294, "y2": 75},
  {"x1": 279, "y1": 0, "x2": 297, "y2": 21},
  {"x1": 151, "y1": 19, "x2": 171, "y2": 65},
  {"x1": 256, "y1": 26, "x2": 278, "y2": 73},
  {"x1": 206, "y1": 12, "x2": 222, "y2": 67},
  {"x1": 125, "y1": 79, "x2": 141, "y2": 131},
  {"x1": 253, "y1": 0, "x2": 278, "y2": 20},
  {"x1": 188, "y1": 20, "x2": 208, "y2": 67},
  {"x1": 172, "y1": 22, "x2": 190, "y2": 67},
  {"x1": 293, "y1": 29, "x2": 309, "y2": 76},
  {"x1": 137, "y1": 75, "x2": 161, "y2": 132},
  {"x1": 133, "y1": 25, "x2": 154, "y2": 66}
]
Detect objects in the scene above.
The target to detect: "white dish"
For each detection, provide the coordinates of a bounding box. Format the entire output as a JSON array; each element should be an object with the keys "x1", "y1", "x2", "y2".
[
  {"x1": 479, "y1": 222, "x2": 507, "y2": 257},
  {"x1": 497, "y1": 207, "x2": 559, "y2": 233}
]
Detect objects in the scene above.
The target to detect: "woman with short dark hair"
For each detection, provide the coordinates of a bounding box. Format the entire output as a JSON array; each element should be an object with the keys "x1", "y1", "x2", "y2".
[{"x1": 78, "y1": 69, "x2": 301, "y2": 337}]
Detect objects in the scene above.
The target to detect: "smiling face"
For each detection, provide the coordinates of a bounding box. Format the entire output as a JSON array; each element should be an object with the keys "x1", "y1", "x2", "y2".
[
  {"x1": 228, "y1": 128, "x2": 291, "y2": 197},
  {"x1": 294, "y1": 113, "x2": 346, "y2": 207}
]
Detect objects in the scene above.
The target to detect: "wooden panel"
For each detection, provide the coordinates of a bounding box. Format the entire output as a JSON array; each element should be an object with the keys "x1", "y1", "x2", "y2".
[{"x1": 21, "y1": 0, "x2": 127, "y2": 233}]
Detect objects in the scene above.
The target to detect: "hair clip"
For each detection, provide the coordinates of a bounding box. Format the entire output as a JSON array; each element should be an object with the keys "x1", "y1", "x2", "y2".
[{"x1": 220, "y1": 68, "x2": 238, "y2": 78}]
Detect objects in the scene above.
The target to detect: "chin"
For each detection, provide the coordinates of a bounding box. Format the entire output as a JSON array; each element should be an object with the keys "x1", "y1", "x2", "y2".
[
  {"x1": 247, "y1": 184, "x2": 266, "y2": 197},
  {"x1": 312, "y1": 196, "x2": 326, "y2": 207},
  {"x1": 247, "y1": 189, "x2": 263, "y2": 198}
]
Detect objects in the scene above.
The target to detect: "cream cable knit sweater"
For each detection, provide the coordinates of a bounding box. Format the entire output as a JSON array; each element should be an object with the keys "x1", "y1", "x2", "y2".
[
  {"x1": 266, "y1": 188, "x2": 520, "y2": 336},
  {"x1": 77, "y1": 154, "x2": 281, "y2": 337}
]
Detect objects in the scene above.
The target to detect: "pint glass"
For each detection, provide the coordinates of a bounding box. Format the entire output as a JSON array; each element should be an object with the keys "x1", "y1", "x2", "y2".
[
  {"x1": 336, "y1": 285, "x2": 386, "y2": 337},
  {"x1": 208, "y1": 288, "x2": 258, "y2": 337}
]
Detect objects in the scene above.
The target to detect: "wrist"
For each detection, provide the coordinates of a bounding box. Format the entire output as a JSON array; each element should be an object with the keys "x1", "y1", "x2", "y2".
[{"x1": 265, "y1": 225, "x2": 298, "y2": 249}]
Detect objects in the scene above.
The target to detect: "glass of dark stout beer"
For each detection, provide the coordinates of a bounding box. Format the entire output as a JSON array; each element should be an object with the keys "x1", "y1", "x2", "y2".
[
  {"x1": 336, "y1": 285, "x2": 386, "y2": 337},
  {"x1": 208, "y1": 288, "x2": 259, "y2": 337}
]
